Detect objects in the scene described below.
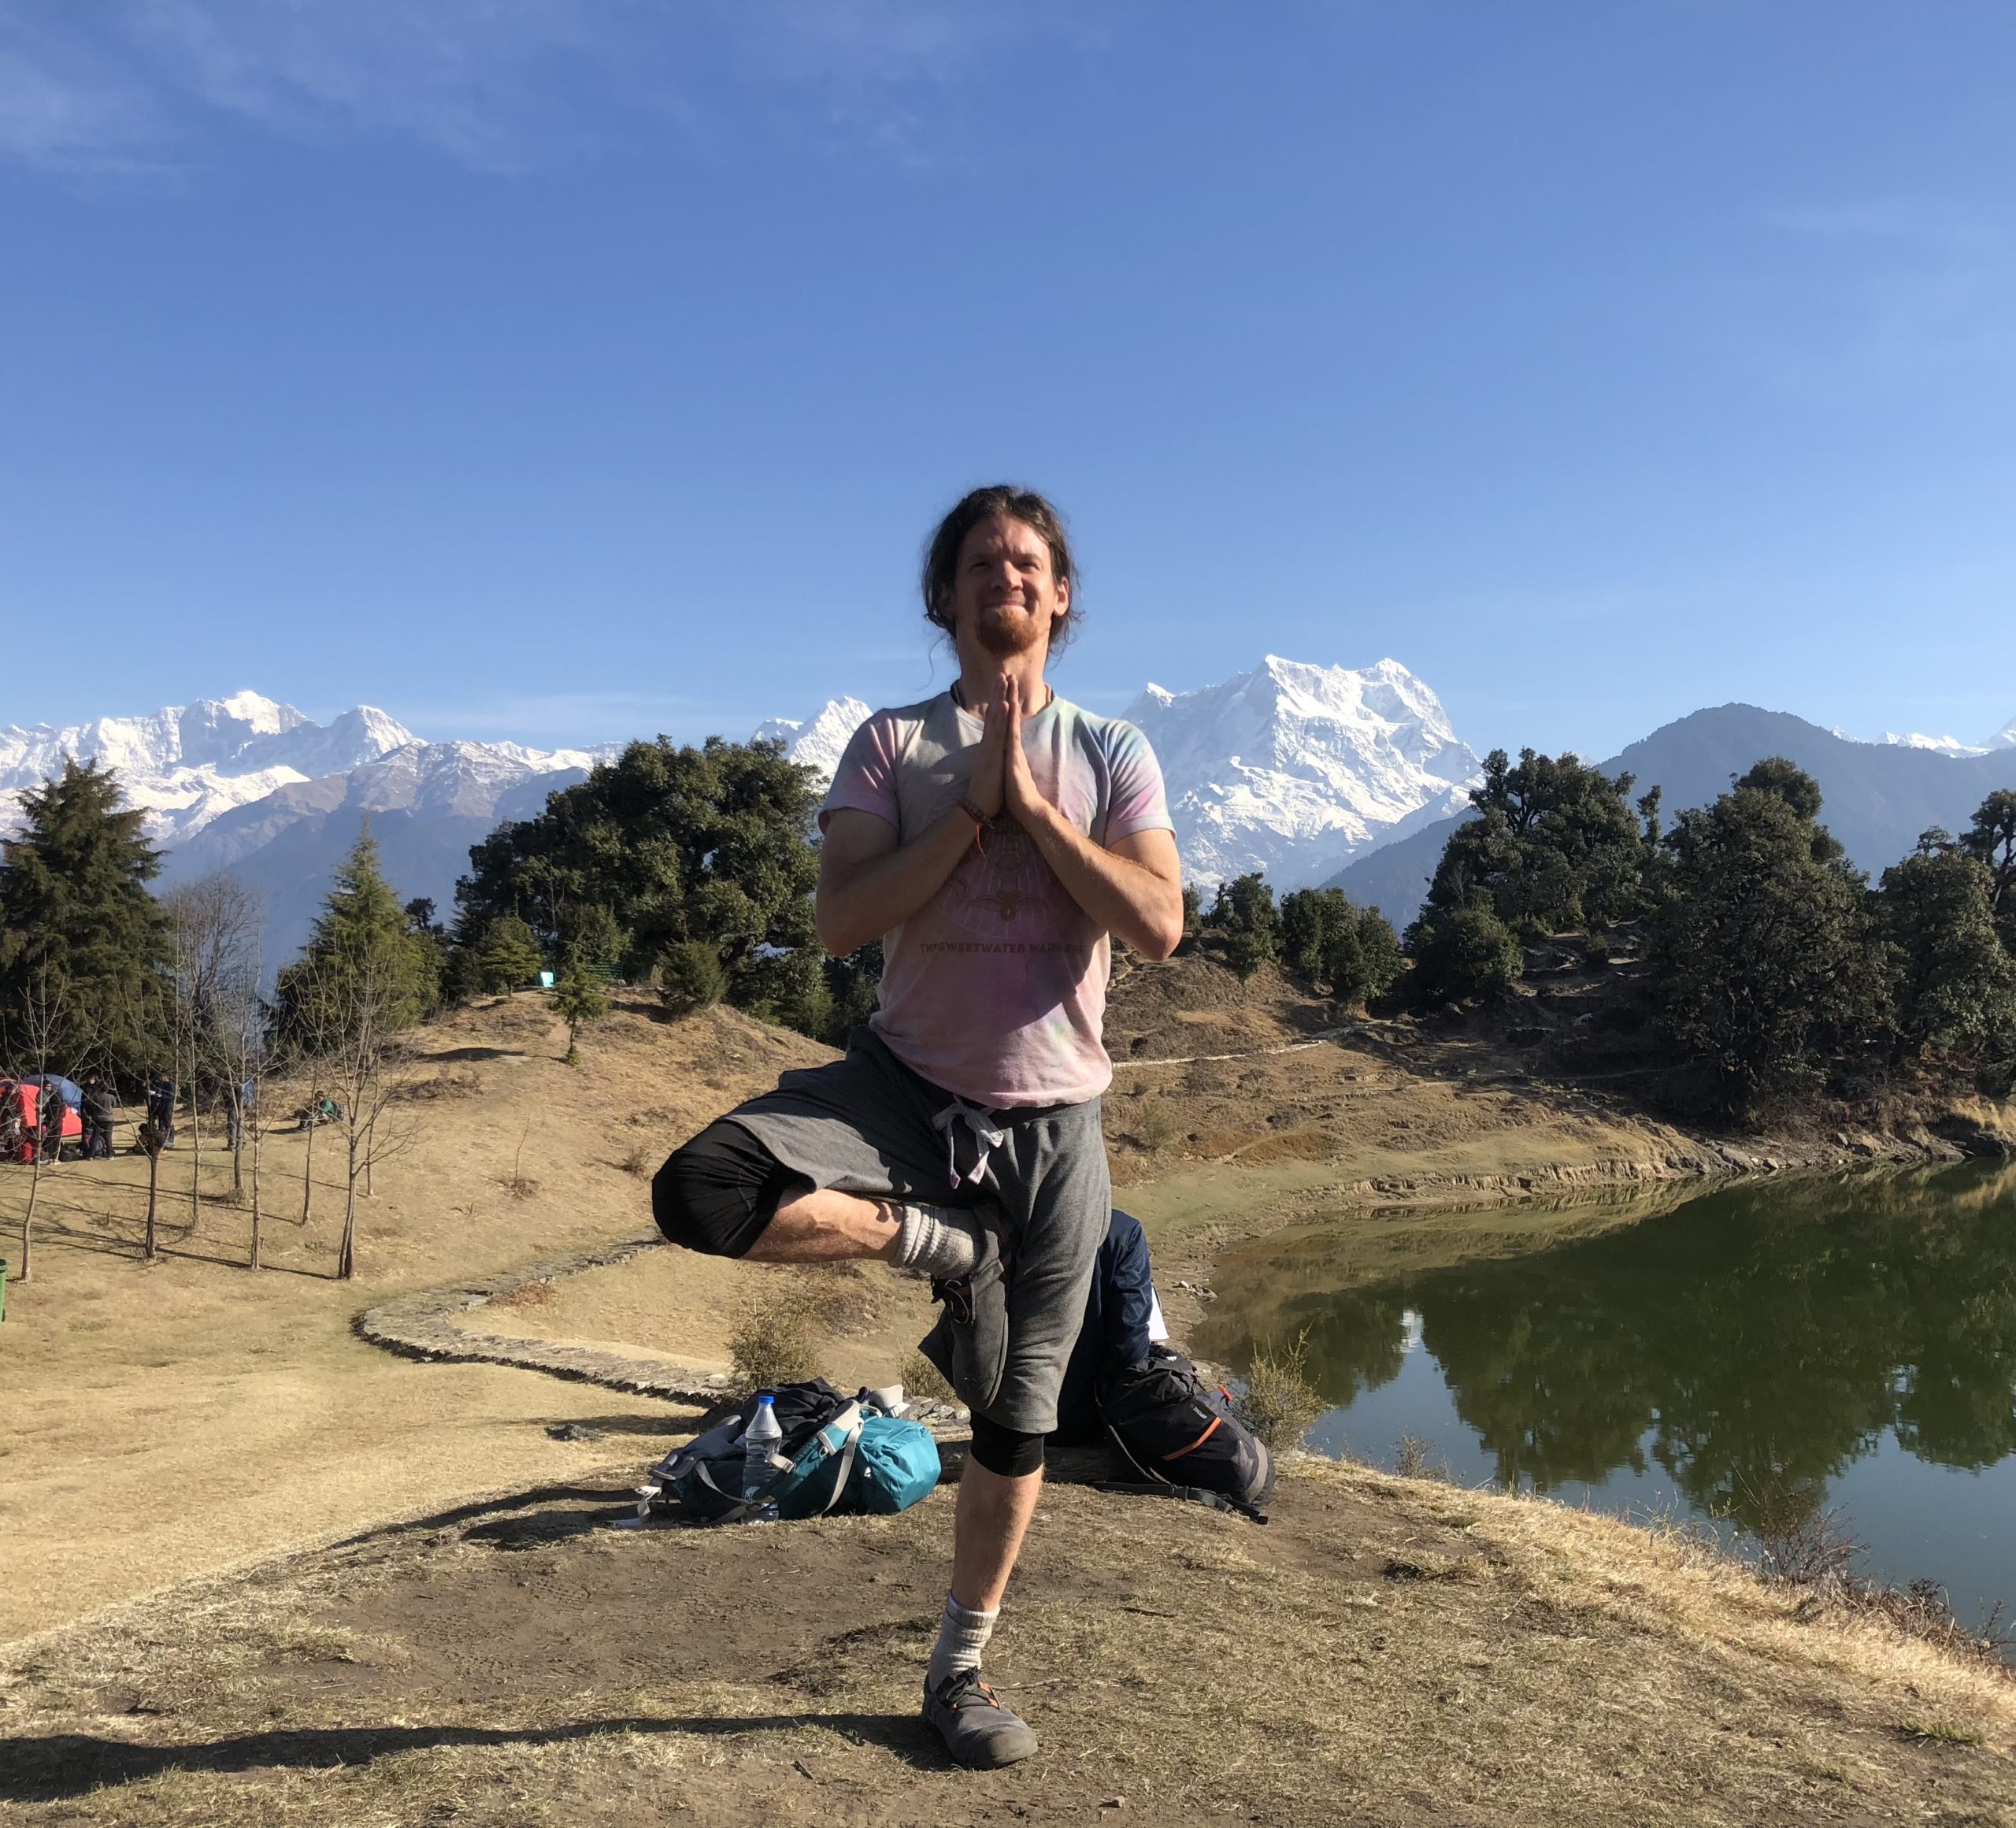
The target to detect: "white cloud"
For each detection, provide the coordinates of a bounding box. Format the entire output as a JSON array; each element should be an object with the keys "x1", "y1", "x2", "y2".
[
  {"x1": 0, "y1": 0, "x2": 1084, "y2": 173},
  {"x1": 0, "y1": 10, "x2": 159, "y2": 170},
  {"x1": 1757, "y1": 196, "x2": 2016, "y2": 380}
]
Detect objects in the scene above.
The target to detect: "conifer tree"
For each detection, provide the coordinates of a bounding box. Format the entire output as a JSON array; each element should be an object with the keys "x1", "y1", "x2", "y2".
[
  {"x1": 1651, "y1": 761, "x2": 1888, "y2": 1115},
  {"x1": 550, "y1": 959, "x2": 611, "y2": 1064},
  {"x1": 272, "y1": 826, "x2": 435, "y2": 1051},
  {"x1": 1959, "y1": 790, "x2": 2016, "y2": 951},
  {"x1": 473, "y1": 914, "x2": 545, "y2": 993},
  {"x1": 1208, "y1": 872, "x2": 1280, "y2": 980},
  {"x1": 0, "y1": 758, "x2": 169, "y2": 1075},
  {"x1": 1878, "y1": 833, "x2": 2016, "y2": 1064}
]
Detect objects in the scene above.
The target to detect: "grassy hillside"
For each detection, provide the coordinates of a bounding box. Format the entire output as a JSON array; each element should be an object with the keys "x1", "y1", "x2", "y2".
[{"x1": 5, "y1": 969, "x2": 2010, "y2": 1826}]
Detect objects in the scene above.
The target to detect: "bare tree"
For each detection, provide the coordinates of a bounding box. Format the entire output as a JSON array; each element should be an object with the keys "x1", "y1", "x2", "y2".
[
  {"x1": 162, "y1": 876, "x2": 261, "y2": 1239},
  {"x1": 142, "y1": 1109, "x2": 163, "y2": 1261},
  {"x1": 2, "y1": 963, "x2": 69, "y2": 1285},
  {"x1": 286, "y1": 944, "x2": 420, "y2": 1280},
  {"x1": 212, "y1": 937, "x2": 269, "y2": 1267}
]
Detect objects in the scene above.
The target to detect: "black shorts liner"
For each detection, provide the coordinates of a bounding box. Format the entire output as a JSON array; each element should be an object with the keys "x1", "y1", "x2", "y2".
[{"x1": 652, "y1": 1118, "x2": 810, "y2": 1260}]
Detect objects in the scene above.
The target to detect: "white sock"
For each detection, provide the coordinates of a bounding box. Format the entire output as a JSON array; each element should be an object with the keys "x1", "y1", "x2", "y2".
[
  {"x1": 891, "y1": 1203, "x2": 983, "y2": 1279},
  {"x1": 926, "y1": 1593, "x2": 998, "y2": 1691}
]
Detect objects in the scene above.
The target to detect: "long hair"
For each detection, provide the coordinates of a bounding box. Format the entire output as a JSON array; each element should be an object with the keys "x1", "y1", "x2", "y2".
[{"x1": 920, "y1": 485, "x2": 1080, "y2": 651}]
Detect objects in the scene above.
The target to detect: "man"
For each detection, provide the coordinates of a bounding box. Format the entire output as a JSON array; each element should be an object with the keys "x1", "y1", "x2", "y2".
[
  {"x1": 81, "y1": 1073, "x2": 117, "y2": 1160},
  {"x1": 654, "y1": 485, "x2": 1182, "y2": 1767},
  {"x1": 146, "y1": 1071, "x2": 176, "y2": 1149}
]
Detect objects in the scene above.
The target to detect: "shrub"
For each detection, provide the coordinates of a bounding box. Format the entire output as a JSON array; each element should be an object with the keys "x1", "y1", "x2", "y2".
[
  {"x1": 899, "y1": 1348, "x2": 954, "y2": 1404},
  {"x1": 1209, "y1": 872, "x2": 1280, "y2": 980},
  {"x1": 658, "y1": 940, "x2": 729, "y2": 1014},
  {"x1": 1236, "y1": 1332, "x2": 1325, "y2": 1450},
  {"x1": 728, "y1": 1286, "x2": 826, "y2": 1392},
  {"x1": 1406, "y1": 904, "x2": 1524, "y2": 1006},
  {"x1": 1132, "y1": 1098, "x2": 1179, "y2": 1151}
]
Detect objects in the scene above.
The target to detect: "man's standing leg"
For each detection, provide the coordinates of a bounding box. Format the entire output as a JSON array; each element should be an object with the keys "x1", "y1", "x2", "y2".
[{"x1": 920, "y1": 1103, "x2": 1110, "y2": 1767}]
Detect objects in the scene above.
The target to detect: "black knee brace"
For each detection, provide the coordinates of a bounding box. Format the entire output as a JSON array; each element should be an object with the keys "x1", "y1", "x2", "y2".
[
  {"x1": 652, "y1": 1119, "x2": 806, "y2": 1259},
  {"x1": 969, "y1": 1415, "x2": 1046, "y2": 1478}
]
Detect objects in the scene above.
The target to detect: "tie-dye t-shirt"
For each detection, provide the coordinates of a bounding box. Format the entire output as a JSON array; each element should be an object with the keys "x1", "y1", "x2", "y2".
[{"x1": 820, "y1": 691, "x2": 1173, "y2": 1108}]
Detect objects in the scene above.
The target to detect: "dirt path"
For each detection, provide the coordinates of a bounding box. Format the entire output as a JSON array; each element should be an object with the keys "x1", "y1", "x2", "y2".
[{"x1": 4, "y1": 1459, "x2": 2010, "y2": 1827}]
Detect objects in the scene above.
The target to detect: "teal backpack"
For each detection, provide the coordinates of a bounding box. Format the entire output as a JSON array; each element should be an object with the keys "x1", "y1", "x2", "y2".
[{"x1": 639, "y1": 1381, "x2": 941, "y2": 1526}]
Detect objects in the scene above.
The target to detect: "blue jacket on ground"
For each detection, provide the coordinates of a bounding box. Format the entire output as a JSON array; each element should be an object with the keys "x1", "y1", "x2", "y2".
[{"x1": 1053, "y1": 1208, "x2": 1159, "y2": 1444}]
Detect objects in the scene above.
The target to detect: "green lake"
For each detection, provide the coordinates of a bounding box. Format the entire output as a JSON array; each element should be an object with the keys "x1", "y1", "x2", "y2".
[{"x1": 1199, "y1": 1161, "x2": 2016, "y2": 1637}]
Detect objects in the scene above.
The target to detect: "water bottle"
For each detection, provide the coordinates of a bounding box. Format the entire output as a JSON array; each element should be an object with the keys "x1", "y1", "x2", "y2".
[{"x1": 741, "y1": 1394, "x2": 783, "y2": 1521}]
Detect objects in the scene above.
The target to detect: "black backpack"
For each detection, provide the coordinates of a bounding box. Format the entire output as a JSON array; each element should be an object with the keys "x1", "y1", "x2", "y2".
[{"x1": 1095, "y1": 1344, "x2": 1275, "y2": 1522}]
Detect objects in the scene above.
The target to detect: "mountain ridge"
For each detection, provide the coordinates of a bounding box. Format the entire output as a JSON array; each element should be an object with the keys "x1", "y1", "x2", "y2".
[{"x1": 1327, "y1": 700, "x2": 2016, "y2": 925}]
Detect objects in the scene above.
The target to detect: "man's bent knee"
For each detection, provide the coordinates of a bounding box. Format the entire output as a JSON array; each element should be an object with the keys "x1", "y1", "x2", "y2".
[{"x1": 653, "y1": 1119, "x2": 806, "y2": 1259}]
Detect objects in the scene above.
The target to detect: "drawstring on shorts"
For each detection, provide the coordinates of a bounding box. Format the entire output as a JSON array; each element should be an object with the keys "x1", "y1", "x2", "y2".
[{"x1": 932, "y1": 1099, "x2": 1009, "y2": 1190}]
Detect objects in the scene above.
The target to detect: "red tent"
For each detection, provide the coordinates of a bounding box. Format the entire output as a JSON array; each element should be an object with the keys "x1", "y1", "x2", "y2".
[{"x1": 0, "y1": 1080, "x2": 82, "y2": 1162}]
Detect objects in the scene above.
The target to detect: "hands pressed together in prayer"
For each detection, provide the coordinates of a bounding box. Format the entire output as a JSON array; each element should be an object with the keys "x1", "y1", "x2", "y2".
[{"x1": 965, "y1": 672, "x2": 1047, "y2": 828}]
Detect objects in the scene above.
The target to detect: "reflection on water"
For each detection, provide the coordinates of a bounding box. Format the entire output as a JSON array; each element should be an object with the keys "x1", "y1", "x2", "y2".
[{"x1": 1201, "y1": 1162, "x2": 2016, "y2": 1630}]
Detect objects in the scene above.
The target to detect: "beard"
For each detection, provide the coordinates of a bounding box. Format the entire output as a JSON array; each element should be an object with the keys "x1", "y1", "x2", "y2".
[{"x1": 971, "y1": 603, "x2": 1054, "y2": 658}]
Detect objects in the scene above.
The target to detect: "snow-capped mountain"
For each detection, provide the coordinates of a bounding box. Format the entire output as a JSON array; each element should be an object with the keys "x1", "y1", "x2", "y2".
[
  {"x1": 2, "y1": 689, "x2": 616, "y2": 972},
  {"x1": 1875, "y1": 714, "x2": 2016, "y2": 758},
  {"x1": 1124, "y1": 656, "x2": 1483, "y2": 890},
  {"x1": 754, "y1": 696, "x2": 872, "y2": 784},
  {"x1": 0, "y1": 691, "x2": 418, "y2": 843}
]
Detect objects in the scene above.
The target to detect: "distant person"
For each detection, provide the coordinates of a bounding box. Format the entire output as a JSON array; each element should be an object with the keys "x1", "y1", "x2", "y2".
[
  {"x1": 227, "y1": 1079, "x2": 255, "y2": 1151},
  {"x1": 146, "y1": 1072, "x2": 176, "y2": 1149},
  {"x1": 653, "y1": 486, "x2": 1180, "y2": 1768},
  {"x1": 82, "y1": 1073, "x2": 117, "y2": 1160},
  {"x1": 35, "y1": 1079, "x2": 67, "y2": 1162}
]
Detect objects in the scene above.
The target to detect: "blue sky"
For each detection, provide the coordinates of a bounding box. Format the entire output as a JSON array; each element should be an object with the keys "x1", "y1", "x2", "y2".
[{"x1": 2, "y1": 1, "x2": 2013, "y2": 762}]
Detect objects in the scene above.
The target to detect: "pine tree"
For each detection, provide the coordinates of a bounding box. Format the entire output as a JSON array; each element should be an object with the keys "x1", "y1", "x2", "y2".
[
  {"x1": 550, "y1": 959, "x2": 612, "y2": 1064},
  {"x1": 0, "y1": 758, "x2": 169, "y2": 1076},
  {"x1": 471, "y1": 915, "x2": 544, "y2": 993},
  {"x1": 272, "y1": 827, "x2": 435, "y2": 1051}
]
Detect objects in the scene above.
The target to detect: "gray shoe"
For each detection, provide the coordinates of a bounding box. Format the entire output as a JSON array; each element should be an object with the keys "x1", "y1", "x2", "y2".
[
  {"x1": 923, "y1": 1669, "x2": 1038, "y2": 1767},
  {"x1": 932, "y1": 1214, "x2": 1010, "y2": 1415}
]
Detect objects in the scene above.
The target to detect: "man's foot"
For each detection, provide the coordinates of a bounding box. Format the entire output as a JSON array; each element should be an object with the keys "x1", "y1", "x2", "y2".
[
  {"x1": 922, "y1": 1669, "x2": 1037, "y2": 1768},
  {"x1": 890, "y1": 1200, "x2": 989, "y2": 1280}
]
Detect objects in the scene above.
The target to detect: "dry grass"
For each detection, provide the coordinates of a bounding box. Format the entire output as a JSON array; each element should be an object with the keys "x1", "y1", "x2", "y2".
[
  {"x1": 1392, "y1": 1433, "x2": 1452, "y2": 1481},
  {"x1": 5, "y1": 1458, "x2": 2011, "y2": 1828},
  {"x1": 1736, "y1": 1478, "x2": 2015, "y2": 1670},
  {"x1": 1235, "y1": 1330, "x2": 1325, "y2": 1449},
  {"x1": 395, "y1": 1068, "x2": 484, "y2": 1103},
  {"x1": 726, "y1": 1286, "x2": 830, "y2": 1393},
  {"x1": 1132, "y1": 1096, "x2": 1180, "y2": 1151},
  {"x1": 489, "y1": 1279, "x2": 555, "y2": 1310},
  {"x1": 897, "y1": 1348, "x2": 954, "y2": 1403},
  {"x1": 0, "y1": 993, "x2": 833, "y2": 1645},
  {"x1": 618, "y1": 1143, "x2": 654, "y2": 1177}
]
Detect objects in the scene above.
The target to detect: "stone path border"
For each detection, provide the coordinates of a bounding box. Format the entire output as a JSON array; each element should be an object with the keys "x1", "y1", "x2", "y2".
[{"x1": 355, "y1": 1233, "x2": 732, "y2": 1404}]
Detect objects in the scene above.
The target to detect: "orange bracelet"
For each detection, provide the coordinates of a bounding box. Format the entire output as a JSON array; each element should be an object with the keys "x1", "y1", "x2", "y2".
[{"x1": 958, "y1": 795, "x2": 988, "y2": 855}]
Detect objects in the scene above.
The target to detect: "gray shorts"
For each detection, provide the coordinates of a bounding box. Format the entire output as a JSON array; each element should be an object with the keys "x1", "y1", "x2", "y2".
[{"x1": 728, "y1": 1030, "x2": 1110, "y2": 1436}]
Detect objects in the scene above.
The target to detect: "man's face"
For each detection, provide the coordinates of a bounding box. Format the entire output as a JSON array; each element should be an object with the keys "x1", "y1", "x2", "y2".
[{"x1": 951, "y1": 514, "x2": 1069, "y2": 660}]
